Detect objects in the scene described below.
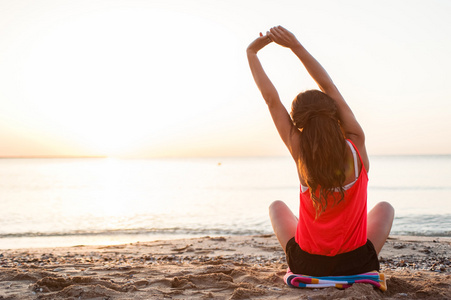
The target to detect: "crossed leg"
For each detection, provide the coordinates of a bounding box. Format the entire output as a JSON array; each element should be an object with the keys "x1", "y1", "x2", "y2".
[
  {"x1": 268, "y1": 200, "x2": 298, "y2": 252},
  {"x1": 367, "y1": 201, "x2": 395, "y2": 255}
]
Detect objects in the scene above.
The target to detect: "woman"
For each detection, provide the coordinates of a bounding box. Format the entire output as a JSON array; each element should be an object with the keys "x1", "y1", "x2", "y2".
[{"x1": 247, "y1": 26, "x2": 394, "y2": 276}]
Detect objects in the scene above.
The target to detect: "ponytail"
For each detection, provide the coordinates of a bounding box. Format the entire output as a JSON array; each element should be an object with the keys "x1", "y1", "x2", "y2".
[{"x1": 291, "y1": 90, "x2": 347, "y2": 217}]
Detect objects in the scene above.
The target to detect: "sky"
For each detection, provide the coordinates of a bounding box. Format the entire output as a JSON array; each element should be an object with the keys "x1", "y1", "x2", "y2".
[{"x1": 0, "y1": 0, "x2": 450, "y2": 158}]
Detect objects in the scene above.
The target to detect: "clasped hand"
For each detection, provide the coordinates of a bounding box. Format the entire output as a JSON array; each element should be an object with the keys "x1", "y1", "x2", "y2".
[{"x1": 247, "y1": 26, "x2": 300, "y2": 53}]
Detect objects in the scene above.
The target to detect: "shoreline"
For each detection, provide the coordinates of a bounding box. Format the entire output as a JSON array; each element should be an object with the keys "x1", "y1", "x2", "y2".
[
  {"x1": 1, "y1": 235, "x2": 450, "y2": 299},
  {"x1": 1, "y1": 233, "x2": 449, "y2": 251}
]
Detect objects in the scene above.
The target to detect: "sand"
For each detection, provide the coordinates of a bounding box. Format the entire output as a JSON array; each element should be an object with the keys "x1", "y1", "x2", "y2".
[{"x1": 0, "y1": 235, "x2": 450, "y2": 299}]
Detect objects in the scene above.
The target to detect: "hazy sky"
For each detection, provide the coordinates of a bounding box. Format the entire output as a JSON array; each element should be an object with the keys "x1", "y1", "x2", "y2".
[{"x1": 1, "y1": 0, "x2": 450, "y2": 157}]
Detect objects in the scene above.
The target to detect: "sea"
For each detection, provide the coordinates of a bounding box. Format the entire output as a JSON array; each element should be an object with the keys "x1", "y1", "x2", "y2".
[{"x1": 1, "y1": 155, "x2": 450, "y2": 249}]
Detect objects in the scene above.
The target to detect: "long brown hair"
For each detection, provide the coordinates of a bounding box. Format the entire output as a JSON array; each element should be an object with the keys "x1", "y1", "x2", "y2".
[{"x1": 291, "y1": 90, "x2": 347, "y2": 217}]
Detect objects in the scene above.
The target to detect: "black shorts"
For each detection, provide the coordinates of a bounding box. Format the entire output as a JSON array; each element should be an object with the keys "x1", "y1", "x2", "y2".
[{"x1": 285, "y1": 238, "x2": 380, "y2": 277}]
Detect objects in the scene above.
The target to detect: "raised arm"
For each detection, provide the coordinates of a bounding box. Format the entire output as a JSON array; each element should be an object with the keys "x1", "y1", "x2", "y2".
[
  {"x1": 246, "y1": 34, "x2": 300, "y2": 158},
  {"x1": 268, "y1": 26, "x2": 369, "y2": 170}
]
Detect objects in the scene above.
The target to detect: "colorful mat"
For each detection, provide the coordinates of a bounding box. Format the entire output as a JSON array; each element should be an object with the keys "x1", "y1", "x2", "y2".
[{"x1": 284, "y1": 270, "x2": 386, "y2": 291}]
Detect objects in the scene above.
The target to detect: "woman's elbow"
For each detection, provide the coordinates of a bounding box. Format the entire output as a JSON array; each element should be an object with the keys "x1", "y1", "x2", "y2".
[{"x1": 262, "y1": 94, "x2": 280, "y2": 107}]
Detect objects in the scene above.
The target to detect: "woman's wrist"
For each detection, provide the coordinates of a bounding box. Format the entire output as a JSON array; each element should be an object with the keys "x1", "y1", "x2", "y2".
[
  {"x1": 247, "y1": 45, "x2": 263, "y2": 55},
  {"x1": 247, "y1": 36, "x2": 272, "y2": 55},
  {"x1": 246, "y1": 47, "x2": 257, "y2": 56},
  {"x1": 289, "y1": 42, "x2": 303, "y2": 52}
]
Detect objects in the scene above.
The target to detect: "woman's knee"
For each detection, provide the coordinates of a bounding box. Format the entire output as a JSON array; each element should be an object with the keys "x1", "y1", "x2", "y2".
[
  {"x1": 268, "y1": 200, "x2": 297, "y2": 250},
  {"x1": 269, "y1": 200, "x2": 289, "y2": 216},
  {"x1": 269, "y1": 200, "x2": 297, "y2": 225},
  {"x1": 269, "y1": 200, "x2": 286, "y2": 210},
  {"x1": 372, "y1": 201, "x2": 395, "y2": 219},
  {"x1": 368, "y1": 201, "x2": 395, "y2": 229},
  {"x1": 367, "y1": 201, "x2": 395, "y2": 254}
]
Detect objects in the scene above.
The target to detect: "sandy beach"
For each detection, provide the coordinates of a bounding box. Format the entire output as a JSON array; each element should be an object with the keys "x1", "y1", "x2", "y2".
[{"x1": 1, "y1": 235, "x2": 450, "y2": 299}]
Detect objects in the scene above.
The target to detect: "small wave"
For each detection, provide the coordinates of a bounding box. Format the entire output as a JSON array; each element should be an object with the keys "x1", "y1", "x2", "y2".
[
  {"x1": 0, "y1": 227, "x2": 271, "y2": 239},
  {"x1": 2, "y1": 215, "x2": 450, "y2": 240},
  {"x1": 391, "y1": 214, "x2": 451, "y2": 237},
  {"x1": 389, "y1": 230, "x2": 451, "y2": 237},
  {"x1": 369, "y1": 186, "x2": 451, "y2": 191}
]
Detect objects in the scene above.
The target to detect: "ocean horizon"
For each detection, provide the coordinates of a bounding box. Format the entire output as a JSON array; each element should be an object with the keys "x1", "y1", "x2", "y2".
[{"x1": 1, "y1": 155, "x2": 450, "y2": 249}]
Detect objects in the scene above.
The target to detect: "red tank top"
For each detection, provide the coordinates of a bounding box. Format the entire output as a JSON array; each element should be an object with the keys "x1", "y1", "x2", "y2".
[{"x1": 295, "y1": 140, "x2": 368, "y2": 256}]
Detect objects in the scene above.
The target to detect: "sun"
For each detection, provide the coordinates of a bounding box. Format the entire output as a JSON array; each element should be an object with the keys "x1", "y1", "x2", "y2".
[{"x1": 16, "y1": 7, "x2": 240, "y2": 157}]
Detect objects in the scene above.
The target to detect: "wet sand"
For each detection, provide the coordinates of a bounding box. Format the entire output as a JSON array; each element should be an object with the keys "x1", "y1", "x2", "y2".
[{"x1": 1, "y1": 235, "x2": 450, "y2": 299}]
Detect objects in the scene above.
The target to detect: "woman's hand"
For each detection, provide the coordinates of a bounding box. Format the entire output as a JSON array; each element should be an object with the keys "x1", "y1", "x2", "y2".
[
  {"x1": 268, "y1": 26, "x2": 301, "y2": 49},
  {"x1": 246, "y1": 33, "x2": 272, "y2": 54}
]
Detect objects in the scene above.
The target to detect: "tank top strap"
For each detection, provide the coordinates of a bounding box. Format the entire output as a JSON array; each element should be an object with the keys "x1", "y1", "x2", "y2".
[
  {"x1": 301, "y1": 140, "x2": 361, "y2": 193},
  {"x1": 346, "y1": 140, "x2": 359, "y2": 180}
]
